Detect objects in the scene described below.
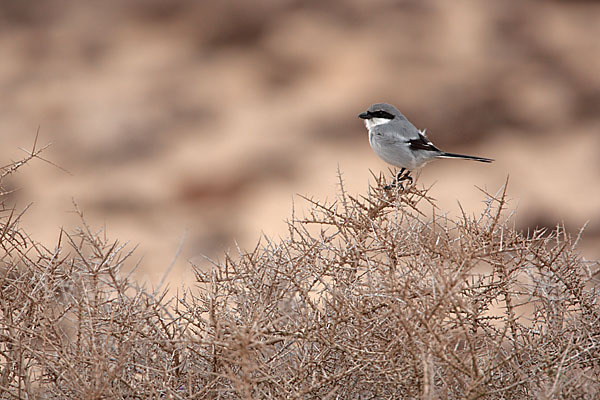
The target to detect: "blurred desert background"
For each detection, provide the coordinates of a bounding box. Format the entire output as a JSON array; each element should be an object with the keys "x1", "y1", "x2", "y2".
[{"x1": 1, "y1": 0, "x2": 599, "y2": 288}]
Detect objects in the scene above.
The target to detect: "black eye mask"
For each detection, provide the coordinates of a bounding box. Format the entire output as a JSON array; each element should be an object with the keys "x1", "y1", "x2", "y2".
[{"x1": 369, "y1": 110, "x2": 395, "y2": 119}]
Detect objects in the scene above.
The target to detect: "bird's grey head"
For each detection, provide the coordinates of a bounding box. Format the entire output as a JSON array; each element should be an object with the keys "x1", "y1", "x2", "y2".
[{"x1": 358, "y1": 103, "x2": 405, "y2": 130}]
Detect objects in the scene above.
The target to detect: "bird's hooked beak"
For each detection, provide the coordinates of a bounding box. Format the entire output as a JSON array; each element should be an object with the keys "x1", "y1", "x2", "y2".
[{"x1": 358, "y1": 111, "x2": 370, "y2": 119}]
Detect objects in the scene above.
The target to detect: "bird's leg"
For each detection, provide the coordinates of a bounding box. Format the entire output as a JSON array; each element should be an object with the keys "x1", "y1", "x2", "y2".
[
  {"x1": 398, "y1": 169, "x2": 413, "y2": 186},
  {"x1": 384, "y1": 168, "x2": 409, "y2": 191},
  {"x1": 395, "y1": 168, "x2": 406, "y2": 184}
]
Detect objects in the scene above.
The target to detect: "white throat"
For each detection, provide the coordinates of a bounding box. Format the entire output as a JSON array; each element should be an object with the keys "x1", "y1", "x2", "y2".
[{"x1": 364, "y1": 117, "x2": 392, "y2": 130}]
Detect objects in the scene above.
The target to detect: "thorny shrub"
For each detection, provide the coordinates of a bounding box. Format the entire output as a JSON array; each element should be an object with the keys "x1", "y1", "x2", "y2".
[{"x1": 1, "y1": 148, "x2": 599, "y2": 399}]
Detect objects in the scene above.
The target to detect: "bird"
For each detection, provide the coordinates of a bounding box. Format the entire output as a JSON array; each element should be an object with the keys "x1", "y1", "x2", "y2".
[{"x1": 358, "y1": 103, "x2": 493, "y2": 188}]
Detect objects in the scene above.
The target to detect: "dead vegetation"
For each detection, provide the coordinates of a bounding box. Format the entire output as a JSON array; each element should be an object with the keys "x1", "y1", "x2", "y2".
[{"x1": 1, "y1": 152, "x2": 599, "y2": 399}]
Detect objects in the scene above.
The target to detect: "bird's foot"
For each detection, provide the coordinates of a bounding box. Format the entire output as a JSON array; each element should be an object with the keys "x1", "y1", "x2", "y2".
[
  {"x1": 397, "y1": 169, "x2": 412, "y2": 184},
  {"x1": 383, "y1": 168, "x2": 413, "y2": 191},
  {"x1": 400, "y1": 174, "x2": 413, "y2": 186},
  {"x1": 384, "y1": 169, "x2": 412, "y2": 190}
]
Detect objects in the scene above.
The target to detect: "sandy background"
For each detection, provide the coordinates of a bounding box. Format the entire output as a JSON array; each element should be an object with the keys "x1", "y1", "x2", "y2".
[{"x1": 1, "y1": 0, "x2": 599, "y2": 289}]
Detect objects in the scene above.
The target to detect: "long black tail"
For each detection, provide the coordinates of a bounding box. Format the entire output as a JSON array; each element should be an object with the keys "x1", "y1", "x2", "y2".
[{"x1": 438, "y1": 152, "x2": 494, "y2": 163}]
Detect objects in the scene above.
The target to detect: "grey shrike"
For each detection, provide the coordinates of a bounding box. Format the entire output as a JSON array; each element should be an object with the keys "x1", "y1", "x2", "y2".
[{"x1": 359, "y1": 103, "x2": 493, "y2": 187}]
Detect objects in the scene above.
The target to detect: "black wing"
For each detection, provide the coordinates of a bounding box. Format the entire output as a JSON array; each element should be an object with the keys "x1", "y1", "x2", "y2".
[{"x1": 408, "y1": 132, "x2": 441, "y2": 152}]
